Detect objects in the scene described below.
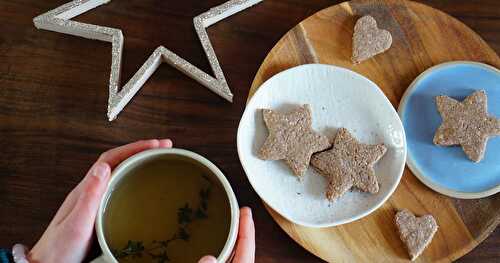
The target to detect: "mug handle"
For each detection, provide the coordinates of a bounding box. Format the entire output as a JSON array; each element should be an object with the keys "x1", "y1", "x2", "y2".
[{"x1": 91, "y1": 255, "x2": 108, "y2": 263}]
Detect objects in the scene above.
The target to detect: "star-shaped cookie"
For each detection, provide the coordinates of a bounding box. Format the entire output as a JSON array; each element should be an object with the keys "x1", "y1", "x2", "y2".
[
  {"x1": 311, "y1": 128, "x2": 387, "y2": 201},
  {"x1": 258, "y1": 105, "x2": 331, "y2": 177},
  {"x1": 434, "y1": 90, "x2": 500, "y2": 162},
  {"x1": 395, "y1": 209, "x2": 438, "y2": 261}
]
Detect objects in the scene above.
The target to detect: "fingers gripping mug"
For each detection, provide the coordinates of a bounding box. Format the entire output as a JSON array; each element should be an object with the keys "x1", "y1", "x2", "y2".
[{"x1": 91, "y1": 148, "x2": 239, "y2": 263}]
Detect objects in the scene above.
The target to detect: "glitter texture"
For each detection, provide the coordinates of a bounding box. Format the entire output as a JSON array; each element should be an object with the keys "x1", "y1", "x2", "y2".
[{"x1": 33, "y1": 0, "x2": 263, "y2": 121}]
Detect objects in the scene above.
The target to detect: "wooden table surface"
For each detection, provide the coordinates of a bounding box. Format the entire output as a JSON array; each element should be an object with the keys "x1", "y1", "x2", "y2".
[{"x1": 0, "y1": 0, "x2": 498, "y2": 262}]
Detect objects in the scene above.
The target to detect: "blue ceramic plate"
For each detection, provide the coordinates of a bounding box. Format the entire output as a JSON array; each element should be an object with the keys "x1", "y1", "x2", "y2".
[{"x1": 398, "y1": 61, "x2": 500, "y2": 199}]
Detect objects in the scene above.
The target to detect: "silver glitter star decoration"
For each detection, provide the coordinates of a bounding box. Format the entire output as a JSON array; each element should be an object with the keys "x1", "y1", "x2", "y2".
[{"x1": 33, "y1": 0, "x2": 263, "y2": 121}]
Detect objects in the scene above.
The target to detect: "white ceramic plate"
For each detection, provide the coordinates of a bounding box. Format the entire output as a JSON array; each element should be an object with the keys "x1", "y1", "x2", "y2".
[{"x1": 237, "y1": 64, "x2": 407, "y2": 227}]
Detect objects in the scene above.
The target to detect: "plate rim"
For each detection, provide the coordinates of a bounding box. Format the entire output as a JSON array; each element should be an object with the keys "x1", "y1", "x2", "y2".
[
  {"x1": 237, "y1": 63, "x2": 407, "y2": 228},
  {"x1": 397, "y1": 60, "x2": 500, "y2": 199}
]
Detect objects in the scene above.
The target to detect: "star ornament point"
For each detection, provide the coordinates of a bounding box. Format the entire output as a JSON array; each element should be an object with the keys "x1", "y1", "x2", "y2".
[
  {"x1": 433, "y1": 90, "x2": 500, "y2": 162},
  {"x1": 33, "y1": 0, "x2": 263, "y2": 121}
]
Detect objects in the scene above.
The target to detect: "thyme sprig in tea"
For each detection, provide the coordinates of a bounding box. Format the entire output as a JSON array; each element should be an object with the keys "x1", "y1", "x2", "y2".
[{"x1": 112, "y1": 175, "x2": 213, "y2": 263}]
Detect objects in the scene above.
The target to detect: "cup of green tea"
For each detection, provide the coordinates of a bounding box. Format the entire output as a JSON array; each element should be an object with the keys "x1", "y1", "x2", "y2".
[{"x1": 91, "y1": 148, "x2": 239, "y2": 263}]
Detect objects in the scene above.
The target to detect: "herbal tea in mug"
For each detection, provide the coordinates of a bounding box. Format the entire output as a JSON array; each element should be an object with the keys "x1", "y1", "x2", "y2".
[{"x1": 102, "y1": 156, "x2": 231, "y2": 263}]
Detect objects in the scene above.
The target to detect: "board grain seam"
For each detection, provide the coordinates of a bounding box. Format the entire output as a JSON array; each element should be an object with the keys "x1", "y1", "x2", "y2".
[{"x1": 290, "y1": 24, "x2": 319, "y2": 64}]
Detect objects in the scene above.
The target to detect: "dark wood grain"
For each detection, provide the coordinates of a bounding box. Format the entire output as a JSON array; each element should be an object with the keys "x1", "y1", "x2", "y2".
[{"x1": 0, "y1": 0, "x2": 498, "y2": 262}]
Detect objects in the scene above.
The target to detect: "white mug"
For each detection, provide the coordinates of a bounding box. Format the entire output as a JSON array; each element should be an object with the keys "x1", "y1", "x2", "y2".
[{"x1": 91, "y1": 148, "x2": 240, "y2": 263}]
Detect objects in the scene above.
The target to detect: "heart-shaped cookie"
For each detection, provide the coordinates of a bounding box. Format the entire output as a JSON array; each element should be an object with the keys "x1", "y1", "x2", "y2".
[
  {"x1": 352, "y1": 15, "x2": 392, "y2": 63},
  {"x1": 395, "y1": 209, "x2": 438, "y2": 261}
]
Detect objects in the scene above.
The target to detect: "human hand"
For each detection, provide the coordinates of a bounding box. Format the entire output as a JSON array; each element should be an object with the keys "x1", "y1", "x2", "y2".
[
  {"x1": 198, "y1": 207, "x2": 255, "y2": 263},
  {"x1": 27, "y1": 139, "x2": 173, "y2": 263}
]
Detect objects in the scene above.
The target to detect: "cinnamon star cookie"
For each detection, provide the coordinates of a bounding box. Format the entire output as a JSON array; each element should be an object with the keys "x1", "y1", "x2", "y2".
[
  {"x1": 434, "y1": 90, "x2": 500, "y2": 162},
  {"x1": 258, "y1": 104, "x2": 331, "y2": 177},
  {"x1": 311, "y1": 128, "x2": 387, "y2": 201},
  {"x1": 395, "y1": 209, "x2": 438, "y2": 261}
]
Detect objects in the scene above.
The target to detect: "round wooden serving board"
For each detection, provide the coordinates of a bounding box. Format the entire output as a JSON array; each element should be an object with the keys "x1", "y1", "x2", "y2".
[{"x1": 247, "y1": 0, "x2": 500, "y2": 262}]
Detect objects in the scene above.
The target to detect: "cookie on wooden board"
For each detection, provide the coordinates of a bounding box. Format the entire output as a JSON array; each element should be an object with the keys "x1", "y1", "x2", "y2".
[
  {"x1": 352, "y1": 15, "x2": 392, "y2": 63},
  {"x1": 395, "y1": 209, "x2": 438, "y2": 261},
  {"x1": 258, "y1": 104, "x2": 331, "y2": 177},
  {"x1": 311, "y1": 128, "x2": 386, "y2": 201},
  {"x1": 434, "y1": 90, "x2": 500, "y2": 162}
]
